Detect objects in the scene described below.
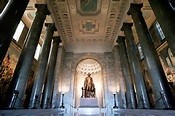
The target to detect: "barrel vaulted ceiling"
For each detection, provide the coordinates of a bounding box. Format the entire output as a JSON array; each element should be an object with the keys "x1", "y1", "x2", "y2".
[
  {"x1": 23, "y1": 0, "x2": 155, "y2": 53},
  {"x1": 46, "y1": 0, "x2": 131, "y2": 53}
]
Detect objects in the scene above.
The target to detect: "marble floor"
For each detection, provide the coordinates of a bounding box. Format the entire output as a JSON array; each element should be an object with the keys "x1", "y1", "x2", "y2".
[{"x1": 0, "y1": 108, "x2": 175, "y2": 116}]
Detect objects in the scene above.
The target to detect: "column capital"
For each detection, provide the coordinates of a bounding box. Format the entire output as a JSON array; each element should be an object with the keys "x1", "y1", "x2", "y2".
[
  {"x1": 52, "y1": 36, "x2": 62, "y2": 44},
  {"x1": 35, "y1": 4, "x2": 50, "y2": 15},
  {"x1": 45, "y1": 23, "x2": 57, "y2": 32},
  {"x1": 121, "y1": 23, "x2": 133, "y2": 31},
  {"x1": 127, "y1": 3, "x2": 143, "y2": 15},
  {"x1": 117, "y1": 36, "x2": 126, "y2": 44}
]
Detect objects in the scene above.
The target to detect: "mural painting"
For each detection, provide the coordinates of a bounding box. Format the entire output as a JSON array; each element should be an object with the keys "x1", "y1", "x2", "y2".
[{"x1": 80, "y1": 0, "x2": 98, "y2": 12}]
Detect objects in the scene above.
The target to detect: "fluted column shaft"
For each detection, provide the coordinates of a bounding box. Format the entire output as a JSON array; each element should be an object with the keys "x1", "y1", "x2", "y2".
[
  {"x1": 30, "y1": 23, "x2": 56, "y2": 108},
  {"x1": 43, "y1": 36, "x2": 62, "y2": 109},
  {"x1": 117, "y1": 36, "x2": 136, "y2": 109},
  {"x1": 4, "y1": 4, "x2": 50, "y2": 108},
  {"x1": 128, "y1": 3, "x2": 174, "y2": 109},
  {"x1": 121, "y1": 23, "x2": 150, "y2": 109},
  {"x1": 0, "y1": 0, "x2": 29, "y2": 65},
  {"x1": 148, "y1": 0, "x2": 175, "y2": 55}
]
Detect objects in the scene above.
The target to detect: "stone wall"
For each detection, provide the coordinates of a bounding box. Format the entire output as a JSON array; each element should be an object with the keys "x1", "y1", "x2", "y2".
[{"x1": 53, "y1": 45, "x2": 124, "y2": 110}]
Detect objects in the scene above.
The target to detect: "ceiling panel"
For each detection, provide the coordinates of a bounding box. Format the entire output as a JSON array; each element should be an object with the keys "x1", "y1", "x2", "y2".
[{"x1": 47, "y1": 0, "x2": 130, "y2": 53}]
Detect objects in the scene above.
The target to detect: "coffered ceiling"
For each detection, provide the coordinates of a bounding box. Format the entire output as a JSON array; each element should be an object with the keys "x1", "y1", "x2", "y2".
[
  {"x1": 46, "y1": 0, "x2": 131, "y2": 53},
  {"x1": 23, "y1": 0, "x2": 156, "y2": 53}
]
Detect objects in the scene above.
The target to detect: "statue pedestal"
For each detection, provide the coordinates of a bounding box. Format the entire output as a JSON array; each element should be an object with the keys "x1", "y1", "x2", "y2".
[{"x1": 79, "y1": 98, "x2": 99, "y2": 107}]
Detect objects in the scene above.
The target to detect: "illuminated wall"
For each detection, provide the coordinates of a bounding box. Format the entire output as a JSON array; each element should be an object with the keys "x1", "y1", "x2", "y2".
[
  {"x1": 75, "y1": 59, "x2": 103, "y2": 107},
  {"x1": 53, "y1": 46, "x2": 125, "y2": 109}
]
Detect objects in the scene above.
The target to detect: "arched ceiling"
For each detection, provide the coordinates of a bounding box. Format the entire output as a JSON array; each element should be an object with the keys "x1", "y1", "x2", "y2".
[
  {"x1": 76, "y1": 59, "x2": 101, "y2": 74},
  {"x1": 23, "y1": 0, "x2": 155, "y2": 53}
]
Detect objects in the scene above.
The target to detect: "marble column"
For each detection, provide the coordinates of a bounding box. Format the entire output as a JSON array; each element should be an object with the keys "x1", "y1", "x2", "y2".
[
  {"x1": 4, "y1": 4, "x2": 50, "y2": 108},
  {"x1": 121, "y1": 23, "x2": 150, "y2": 109},
  {"x1": 43, "y1": 36, "x2": 62, "y2": 109},
  {"x1": 148, "y1": 0, "x2": 175, "y2": 55},
  {"x1": 30, "y1": 23, "x2": 56, "y2": 109},
  {"x1": 117, "y1": 36, "x2": 136, "y2": 109},
  {"x1": 51, "y1": 45, "x2": 63, "y2": 108},
  {"x1": 0, "y1": 0, "x2": 29, "y2": 65},
  {"x1": 128, "y1": 3, "x2": 174, "y2": 109}
]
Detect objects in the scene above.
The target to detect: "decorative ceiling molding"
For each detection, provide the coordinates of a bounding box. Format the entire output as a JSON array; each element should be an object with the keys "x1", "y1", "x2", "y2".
[
  {"x1": 46, "y1": 0, "x2": 151, "y2": 53},
  {"x1": 80, "y1": 20, "x2": 99, "y2": 34},
  {"x1": 21, "y1": 0, "x2": 154, "y2": 53}
]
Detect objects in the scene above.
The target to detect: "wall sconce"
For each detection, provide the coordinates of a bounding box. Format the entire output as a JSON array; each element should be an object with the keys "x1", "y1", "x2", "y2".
[
  {"x1": 109, "y1": 84, "x2": 120, "y2": 109},
  {"x1": 59, "y1": 84, "x2": 69, "y2": 109},
  {"x1": 113, "y1": 93, "x2": 118, "y2": 109},
  {"x1": 60, "y1": 93, "x2": 65, "y2": 109}
]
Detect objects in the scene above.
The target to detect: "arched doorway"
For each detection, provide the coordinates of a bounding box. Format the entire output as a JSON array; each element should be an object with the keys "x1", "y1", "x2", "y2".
[{"x1": 74, "y1": 58, "x2": 104, "y2": 107}]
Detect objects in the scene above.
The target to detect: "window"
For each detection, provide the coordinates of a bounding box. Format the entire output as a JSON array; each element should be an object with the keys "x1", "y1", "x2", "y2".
[
  {"x1": 13, "y1": 21, "x2": 25, "y2": 42},
  {"x1": 168, "y1": 48, "x2": 175, "y2": 66},
  {"x1": 155, "y1": 22, "x2": 165, "y2": 40},
  {"x1": 34, "y1": 44, "x2": 41, "y2": 60}
]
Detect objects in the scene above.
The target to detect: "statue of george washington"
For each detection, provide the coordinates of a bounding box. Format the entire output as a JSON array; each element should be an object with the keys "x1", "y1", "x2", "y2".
[{"x1": 82, "y1": 73, "x2": 95, "y2": 98}]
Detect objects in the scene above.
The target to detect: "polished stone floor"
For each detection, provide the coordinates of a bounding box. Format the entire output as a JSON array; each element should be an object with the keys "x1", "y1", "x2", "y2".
[{"x1": 0, "y1": 108, "x2": 175, "y2": 116}]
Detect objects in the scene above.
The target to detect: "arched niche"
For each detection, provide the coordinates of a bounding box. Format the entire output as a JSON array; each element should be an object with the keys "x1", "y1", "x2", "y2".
[{"x1": 74, "y1": 58, "x2": 104, "y2": 107}]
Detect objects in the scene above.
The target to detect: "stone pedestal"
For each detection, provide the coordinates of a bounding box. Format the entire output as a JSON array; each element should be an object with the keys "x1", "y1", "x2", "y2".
[{"x1": 79, "y1": 98, "x2": 99, "y2": 107}]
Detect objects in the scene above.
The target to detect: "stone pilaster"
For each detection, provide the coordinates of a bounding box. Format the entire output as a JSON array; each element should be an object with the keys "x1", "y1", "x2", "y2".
[{"x1": 51, "y1": 45, "x2": 64, "y2": 108}]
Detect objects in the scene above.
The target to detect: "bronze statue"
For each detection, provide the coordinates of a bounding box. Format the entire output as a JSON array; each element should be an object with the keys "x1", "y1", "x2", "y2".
[{"x1": 82, "y1": 73, "x2": 95, "y2": 98}]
